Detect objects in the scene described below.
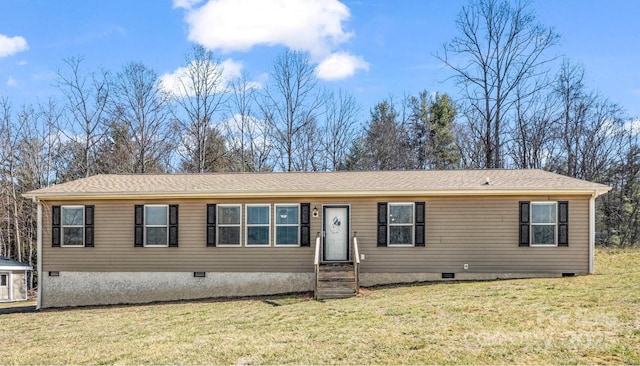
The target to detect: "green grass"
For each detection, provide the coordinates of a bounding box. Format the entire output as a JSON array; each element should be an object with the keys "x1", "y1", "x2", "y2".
[{"x1": 1, "y1": 249, "x2": 639, "y2": 365}]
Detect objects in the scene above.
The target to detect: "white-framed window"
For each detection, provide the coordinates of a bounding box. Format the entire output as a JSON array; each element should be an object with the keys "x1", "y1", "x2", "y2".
[
  {"x1": 388, "y1": 203, "x2": 414, "y2": 246},
  {"x1": 0, "y1": 273, "x2": 7, "y2": 287},
  {"x1": 218, "y1": 204, "x2": 242, "y2": 246},
  {"x1": 275, "y1": 204, "x2": 299, "y2": 246},
  {"x1": 61, "y1": 206, "x2": 84, "y2": 247},
  {"x1": 145, "y1": 205, "x2": 168, "y2": 246},
  {"x1": 531, "y1": 202, "x2": 557, "y2": 246},
  {"x1": 246, "y1": 204, "x2": 270, "y2": 246}
]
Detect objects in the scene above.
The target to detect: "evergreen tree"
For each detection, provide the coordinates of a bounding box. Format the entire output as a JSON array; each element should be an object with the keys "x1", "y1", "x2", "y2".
[{"x1": 409, "y1": 91, "x2": 460, "y2": 169}]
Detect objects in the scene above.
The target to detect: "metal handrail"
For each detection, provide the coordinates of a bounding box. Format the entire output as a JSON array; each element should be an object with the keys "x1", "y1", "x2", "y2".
[
  {"x1": 353, "y1": 232, "x2": 360, "y2": 293},
  {"x1": 314, "y1": 232, "x2": 321, "y2": 266},
  {"x1": 313, "y1": 232, "x2": 321, "y2": 299}
]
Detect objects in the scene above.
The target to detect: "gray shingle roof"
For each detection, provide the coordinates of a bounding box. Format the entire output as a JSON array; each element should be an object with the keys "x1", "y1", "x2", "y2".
[
  {"x1": 23, "y1": 169, "x2": 610, "y2": 200},
  {"x1": 0, "y1": 257, "x2": 32, "y2": 270}
]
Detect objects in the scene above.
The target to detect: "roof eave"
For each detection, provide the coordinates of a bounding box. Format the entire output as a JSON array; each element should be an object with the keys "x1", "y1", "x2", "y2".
[
  {"x1": 23, "y1": 187, "x2": 610, "y2": 201},
  {"x1": 0, "y1": 265, "x2": 33, "y2": 271}
]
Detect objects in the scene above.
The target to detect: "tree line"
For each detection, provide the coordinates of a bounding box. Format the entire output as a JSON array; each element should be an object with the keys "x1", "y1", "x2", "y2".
[{"x1": 1, "y1": 0, "x2": 638, "y2": 288}]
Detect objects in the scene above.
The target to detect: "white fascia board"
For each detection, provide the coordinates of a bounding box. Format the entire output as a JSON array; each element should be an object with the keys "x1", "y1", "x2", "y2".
[
  {"x1": 25, "y1": 188, "x2": 607, "y2": 201},
  {"x1": 0, "y1": 265, "x2": 32, "y2": 271}
]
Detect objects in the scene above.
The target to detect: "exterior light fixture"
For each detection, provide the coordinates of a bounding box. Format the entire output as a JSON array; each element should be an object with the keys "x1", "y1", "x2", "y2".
[{"x1": 312, "y1": 206, "x2": 319, "y2": 217}]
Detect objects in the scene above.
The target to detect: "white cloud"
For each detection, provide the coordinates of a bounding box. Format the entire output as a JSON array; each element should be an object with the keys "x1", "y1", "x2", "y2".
[
  {"x1": 176, "y1": 0, "x2": 369, "y2": 81},
  {"x1": 182, "y1": 0, "x2": 353, "y2": 57},
  {"x1": 6, "y1": 77, "x2": 17, "y2": 87},
  {"x1": 173, "y1": 0, "x2": 203, "y2": 9},
  {"x1": 17, "y1": 60, "x2": 27, "y2": 66},
  {"x1": 219, "y1": 58, "x2": 242, "y2": 82},
  {"x1": 159, "y1": 58, "x2": 247, "y2": 97},
  {"x1": 0, "y1": 34, "x2": 28, "y2": 57},
  {"x1": 624, "y1": 118, "x2": 640, "y2": 135},
  {"x1": 315, "y1": 52, "x2": 369, "y2": 81}
]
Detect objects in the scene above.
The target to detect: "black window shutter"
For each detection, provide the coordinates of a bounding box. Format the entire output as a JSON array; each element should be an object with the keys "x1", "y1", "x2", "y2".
[
  {"x1": 300, "y1": 203, "x2": 311, "y2": 247},
  {"x1": 168, "y1": 204, "x2": 179, "y2": 247},
  {"x1": 377, "y1": 202, "x2": 387, "y2": 247},
  {"x1": 206, "y1": 204, "x2": 216, "y2": 247},
  {"x1": 415, "y1": 202, "x2": 425, "y2": 247},
  {"x1": 519, "y1": 201, "x2": 530, "y2": 247},
  {"x1": 558, "y1": 201, "x2": 569, "y2": 246},
  {"x1": 52, "y1": 205, "x2": 61, "y2": 247},
  {"x1": 85, "y1": 205, "x2": 94, "y2": 247},
  {"x1": 134, "y1": 205, "x2": 144, "y2": 247}
]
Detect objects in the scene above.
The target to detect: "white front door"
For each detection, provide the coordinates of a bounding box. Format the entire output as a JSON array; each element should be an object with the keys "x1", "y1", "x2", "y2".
[
  {"x1": 324, "y1": 206, "x2": 349, "y2": 261},
  {"x1": 0, "y1": 273, "x2": 8, "y2": 300}
]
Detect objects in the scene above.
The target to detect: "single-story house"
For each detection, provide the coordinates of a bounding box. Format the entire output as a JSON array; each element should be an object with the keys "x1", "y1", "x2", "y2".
[
  {"x1": 0, "y1": 257, "x2": 32, "y2": 302},
  {"x1": 23, "y1": 169, "x2": 610, "y2": 308}
]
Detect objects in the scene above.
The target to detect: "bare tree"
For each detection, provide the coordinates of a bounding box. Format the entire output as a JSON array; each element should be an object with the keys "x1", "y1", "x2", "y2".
[
  {"x1": 0, "y1": 96, "x2": 17, "y2": 259},
  {"x1": 37, "y1": 99, "x2": 64, "y2": 185},
  {"x1": 93, "y1": 119, "x2": 135, "y2": 174},
  {"x1": 509, "y1": 86, "x2": 559, "y2": 169},
  {"x1": 292, "y1": 116, "x2": 325, "y2": 171},
  {"x1": 0, "y1": 101, "x2": 32, "y2": 264},
  {"x1": 438, "y1": 0, "x2": 559, "y2": 168},
  {"x1": 551, "y1": 60, "x2": 624, "y2": 181},
  {"x1": 56, "y1": 56, "x2": 110, "y2": 178},
  {"x1": 259, "y1": 50, "x2": 324, "y2": 172},
  {"x1": 226, "y1": 72, "x2": 273, "y2": 172},
  {"x1": 13, "y1": 101, "x2": 63, "y2": 287},
  {"x1": 179, "y1": 125, "x2": 228, "y2": 172},
  {"x1": 110, "y1": 62, "x2": 174, "y2": 173},
  {"x1": 170, "y1": 45, "x2": 228, "y2": 173},
  {"x1": 323, "y1": 89, "x2": 361, "y2": 171},
  {"x1": 599, "y1": 133, "x2": 640, "y2": 247}
]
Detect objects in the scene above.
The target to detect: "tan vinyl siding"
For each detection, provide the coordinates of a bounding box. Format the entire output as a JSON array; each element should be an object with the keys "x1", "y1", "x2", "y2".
[
  {"x1": 42, "y1": 199, "x2": 316, "y2": 273},
  {"x1": 355, "y1": 196, "x2": 589, "y2": 274},
  {"x1": 41, "y1": 195, "x2": 591, "y2": 274}
]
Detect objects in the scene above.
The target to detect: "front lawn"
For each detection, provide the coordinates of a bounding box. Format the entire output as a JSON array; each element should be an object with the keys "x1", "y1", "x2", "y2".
[{"x1": 1, "y1": 249, "x2": 639, "y2": 364}]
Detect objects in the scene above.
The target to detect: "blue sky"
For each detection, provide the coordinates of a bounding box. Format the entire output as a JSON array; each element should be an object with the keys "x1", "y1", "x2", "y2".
[{"x1": 0, "y1": 0, "x2": 639, "y2": 119}]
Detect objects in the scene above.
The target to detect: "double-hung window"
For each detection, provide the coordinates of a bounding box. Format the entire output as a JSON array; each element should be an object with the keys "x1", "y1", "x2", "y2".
[
  {"x1": 275, "y1": 204, "x2": 299, "y2": 246},
  {"x1": 53, "y1": 205, "x2": 94, "y2": 247},
  {"x1": 134, "y1": 204, "x2": 177, "y2": 247},
  {"x1": 530, "y1": 202, "x2": 557, "y2": 246},
  {"x1": 218, "y1": 205, "x2": 241, "y2": 246},
  {"x1": 61, "y1": 206, "x2": 85, "y2": 247},
  {"x1": 145, "y1": 205, "x2": 168, "y2": 246},
  {"x1": 377, "y1": 202, "x2": 425, "y2": 247},
  {"x1": 246, "y1": 204, "x2": 270, "y2": 246},
  {"x1": 519, "y1": 201, "x2": 568, "y2": 247},
  {"x1": 388, "y1": 203, "x2": 414, "y2": 246}
]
